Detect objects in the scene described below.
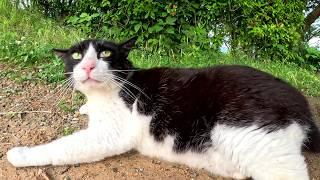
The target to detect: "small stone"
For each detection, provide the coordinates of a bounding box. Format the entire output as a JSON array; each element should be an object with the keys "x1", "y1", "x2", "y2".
[
  {"x1": 60, "y1": 166, "x2": 70, "y2": 174},
  {"x1": 74, "y1": 112, "x2": 80, "y2": 118},
  {"x1": 63, "y1": 175, "x2": 71, "y2": 180},
  {"x1": 112, "y1": 167, "x2": 118, "y2": 173},
  {"x1": 72, "y1": 118, "x2": 79, "y2": 121},
  {"x1": 152, "y1": 160, "x2": 161, "y2": 165},
  {"x1": 133, "y1": 167, "x2": 144, "y2": 174},
  {"x1": 189, "y1": 170, "x2": 198, "y2": 178}
]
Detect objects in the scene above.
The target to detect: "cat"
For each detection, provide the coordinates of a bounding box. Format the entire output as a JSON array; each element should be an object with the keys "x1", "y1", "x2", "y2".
[{"x1": 7, "y1": 37, "x2": 320, "y2": 180}]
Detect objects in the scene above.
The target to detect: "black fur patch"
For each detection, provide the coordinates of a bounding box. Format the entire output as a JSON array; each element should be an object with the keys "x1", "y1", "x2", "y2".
[{"x1": 123, "y1": 66, "x2": 315, "y2": 152}]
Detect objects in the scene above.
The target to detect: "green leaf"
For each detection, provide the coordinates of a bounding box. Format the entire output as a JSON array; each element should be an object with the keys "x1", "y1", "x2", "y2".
[
  {"x1": 134, "y1": 23, "x2": 141, "y2": 32},
  {"x1": 165, "y1": 17, "x2": 177, "y2": 25},
  {"x1": 166, "y1": 27, "x2": 175, "y2": 34},
  {"x1": 148, "y1": 24, "x2": 163, "y2": 33}
]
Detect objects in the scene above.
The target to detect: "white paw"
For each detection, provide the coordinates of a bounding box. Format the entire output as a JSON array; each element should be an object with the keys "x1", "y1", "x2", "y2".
[
  {"x1": 7, "y1": 147, "x2": 30, "y2": 167},
  {"x1": 79, "y1": 104, "x2": 88, "y2": 115}
]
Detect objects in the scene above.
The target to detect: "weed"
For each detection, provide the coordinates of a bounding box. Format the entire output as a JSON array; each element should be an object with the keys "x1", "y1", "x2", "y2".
[
  {"x1": 62, "y1": 127, "x2": 76, "y2": 136},
  {"x1": 58, "y1": 100, "x2": 75, "y2": 113}
]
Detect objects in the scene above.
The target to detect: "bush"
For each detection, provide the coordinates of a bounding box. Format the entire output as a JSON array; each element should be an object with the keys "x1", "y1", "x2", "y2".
[{"x1": 303, "y1": 47, "x2": 320, "y2": 71}]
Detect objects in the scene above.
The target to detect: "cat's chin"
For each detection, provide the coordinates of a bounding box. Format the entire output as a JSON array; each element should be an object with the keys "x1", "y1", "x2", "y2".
[
  {"x1": 83, "y1": 78, "x2": 102, "y2": 85},
  {"x1": 75, "y1": 78, "x2": 114, "y2": 93}
]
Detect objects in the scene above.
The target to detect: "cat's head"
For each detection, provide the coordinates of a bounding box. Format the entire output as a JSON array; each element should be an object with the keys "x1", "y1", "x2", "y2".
[{"x1": 53, "y1": 37, "x2": 137, "y2": 93}]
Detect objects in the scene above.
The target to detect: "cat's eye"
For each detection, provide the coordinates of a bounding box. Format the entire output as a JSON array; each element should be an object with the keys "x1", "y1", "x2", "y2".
[
  {"x1": 100, "y1": 50, "x2": 112, "y2": 58},
  {"x1": 72, "y1": 52, "x2": 82, "y2": 60}
]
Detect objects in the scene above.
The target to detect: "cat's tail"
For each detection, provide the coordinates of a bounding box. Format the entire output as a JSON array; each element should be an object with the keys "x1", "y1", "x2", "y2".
[{"x1": 304, "y1": 120, "x2": 320, "y2": 153}]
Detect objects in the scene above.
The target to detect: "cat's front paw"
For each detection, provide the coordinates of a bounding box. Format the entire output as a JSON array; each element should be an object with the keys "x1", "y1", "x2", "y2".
[
  {"x1": 7, "y1": 147, "x2": 30, "y2": 167},
  {"x1": 79, "y1": 104, "x2": 88, "y2": 115}
]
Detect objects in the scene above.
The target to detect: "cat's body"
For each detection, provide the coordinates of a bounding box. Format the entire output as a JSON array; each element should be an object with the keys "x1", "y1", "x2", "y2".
[{"x1": 7, "y1": 38, "x2": 320, "y2": 180}]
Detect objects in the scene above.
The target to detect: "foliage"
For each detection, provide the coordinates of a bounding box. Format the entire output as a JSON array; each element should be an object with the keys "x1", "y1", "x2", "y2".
[
  {"x1": 0, "y1": 0, "x2": 84, "y2": 66},
  {"x1": 303, "y1": 46, "x2": 320, "y2": 71},
  {"x1": 129, "y1": 50, "x2": 320, "y2": 96},
  {"x1": 9, "y1": 0, "x2": 316, "y2": 64},
  {"x1": 222, "y1": 0, "x2": 305, "y2": 61},
  {"x1": 65, "y1": 0, "x2": 222, "y2": 51},
  {"x1": 1, "y1": 0, "x2": 320, "y2": 96},
  {"x1": 60, "y1": 0, "x2": 309, "y2": 63}
]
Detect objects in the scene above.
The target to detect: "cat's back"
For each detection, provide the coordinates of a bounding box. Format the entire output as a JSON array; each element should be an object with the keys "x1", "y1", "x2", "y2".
[{"x1": 134, "y1": 65, "x2": 312, "y2": 129}]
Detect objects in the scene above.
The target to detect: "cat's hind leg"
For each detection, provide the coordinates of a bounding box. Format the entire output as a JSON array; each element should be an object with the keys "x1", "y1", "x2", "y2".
[
  {"x1": 212, "y1": 123, "x2": 309, "y2": 180},
  {"x1": 206, "y1": 150, "x2": 247, "y2": 179}
]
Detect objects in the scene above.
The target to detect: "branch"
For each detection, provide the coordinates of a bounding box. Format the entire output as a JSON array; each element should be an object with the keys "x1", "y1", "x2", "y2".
[
  {"x1": 0, "y1": 111, "x2": 51, "y2": 115},
  {"x1": 305, "y1": 3, "x2": 320, "y2": 33}
]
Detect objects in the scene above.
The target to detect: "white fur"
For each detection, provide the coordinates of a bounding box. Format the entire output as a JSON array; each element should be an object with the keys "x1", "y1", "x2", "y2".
[{"x1": 7, "y1": 46, "x2": 310, "y2": 180}]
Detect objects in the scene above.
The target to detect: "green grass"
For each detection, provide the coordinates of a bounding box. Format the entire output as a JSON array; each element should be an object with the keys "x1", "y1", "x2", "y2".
[
  {"x1": 0, "y1": 0, "x2": 84, "y2": 65},
  {"x1": 0, "y1": 1, "x2": 319, "y2": 96},
  {"x1": 129, "y1": 51, "x2": 320, "y2": 96}
]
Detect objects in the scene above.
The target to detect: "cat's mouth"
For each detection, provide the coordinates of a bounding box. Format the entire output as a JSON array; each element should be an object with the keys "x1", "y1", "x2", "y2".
[{"x1": 82, "y1": 78, "x2": 102, "y2": 84}]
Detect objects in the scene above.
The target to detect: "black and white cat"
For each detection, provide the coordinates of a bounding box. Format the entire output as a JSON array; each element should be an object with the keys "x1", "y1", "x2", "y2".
[{"x1": 7, "y1": 38, "x2": 320, "y2": 180}]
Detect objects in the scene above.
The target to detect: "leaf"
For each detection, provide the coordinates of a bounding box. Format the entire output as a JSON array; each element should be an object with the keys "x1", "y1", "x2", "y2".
[
  {"x1": 134, "y1": 23, "x2": 141, "y2": 32},
  {"x1": 166, "y1": 27, "x2": 175, "y2": 34},
  {"x1": 80, "y1": 13, "x2": 88, "y2": 18},
  {"x1": 165, "y1": 17, "x2": 177, "y2": 25},
  {"x1": 148, "y1": 24, "x2": 163, "y2": 33}
]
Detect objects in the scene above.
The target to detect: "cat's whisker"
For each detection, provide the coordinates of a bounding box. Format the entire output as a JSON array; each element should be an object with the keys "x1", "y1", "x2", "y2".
[
  {"x1": 102, "y1": 76, "x2": 137, "y2": 100},
  {"x1": 111, "y1": 78, "x2": 138, "y2": 100},
  {"x1": 113, "y1": 76, "x2": 150, "y2": 99},
  {"x1": 64, "y1": 72, "x2": 74, "y2": 75},
  {"x1": 54, "y1": 87, "x2": 73, "y2": 108},
  {"x1": 43, "y1": 77, "x2": 73, "y2": 103},
  {"x1": 53, "y1": 78, "x2": 73, "y2": 94},
  {"x1": 106, "y1": 69, "x2": 137, "y2": 75},
  {"x1": 107, "y1": 69, "x2": 137, "y2": 72},
  {"x1": 102, "y1": 74, "x2": 146, "y2": 100},
  {"x1": 49, "y1": 78, "x2": 73, "y2": 101},
  {"x1": 53, "y1": 79, "x2": 74, "y2": 108}
]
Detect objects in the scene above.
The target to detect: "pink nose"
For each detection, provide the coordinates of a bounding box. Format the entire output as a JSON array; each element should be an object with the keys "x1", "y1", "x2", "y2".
[{"x1": 82, "y1": 61, "x2": 96, "y2": 75}]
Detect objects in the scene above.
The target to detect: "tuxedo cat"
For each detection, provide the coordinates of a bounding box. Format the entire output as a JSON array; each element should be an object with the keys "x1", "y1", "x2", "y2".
[{"x1": 7, "y1": 37, "x2": 320, "y2": 180}]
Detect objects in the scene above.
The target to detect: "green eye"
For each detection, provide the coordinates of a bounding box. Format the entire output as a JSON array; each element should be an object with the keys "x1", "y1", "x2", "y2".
[
  {"x1": 100, "y1": 50, "x2": 112, "y2": 58},
  {"x1": 72, "y1": 52, "x2": 82, "y2": 60}
]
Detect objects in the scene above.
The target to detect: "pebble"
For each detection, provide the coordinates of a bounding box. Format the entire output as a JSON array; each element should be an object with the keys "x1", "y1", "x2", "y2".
[
  {"x1": 60, "y1": 166, "x2": 70, "y2": 174},
  {"x1": 189, "y1": 170, "x2": 198, "y2": 178},
  {"x1": 74, "y1": 112, "x2": 80, "y2": 118},
  {"x1": 152, "y1": 160, "x2": 161, "y2": 165},
  {"x1": 134, "y1": 168, "x2": 144, "y2": 173},
  {"x1": 72, "y1": 118, "x2": 79, "y2": 121},
  {"x1": 112, "y1": 167, "x2": 119, "y2": 173},
  {"x1": 62, "y1": 175, "x2": 71, "y2": 180}
]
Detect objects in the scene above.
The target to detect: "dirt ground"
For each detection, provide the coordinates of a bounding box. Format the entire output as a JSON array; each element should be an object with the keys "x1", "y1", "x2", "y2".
[{"x1": 0, "y1": 65, "x2": 319, "y2": 180}]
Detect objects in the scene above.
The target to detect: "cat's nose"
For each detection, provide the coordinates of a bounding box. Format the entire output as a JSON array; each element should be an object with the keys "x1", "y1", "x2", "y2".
[{"x1": 82, "y1": 61, "x2": 96, "y2": 75}]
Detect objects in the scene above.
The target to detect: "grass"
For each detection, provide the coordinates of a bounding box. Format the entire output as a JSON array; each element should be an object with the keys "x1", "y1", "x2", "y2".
[
  {"x1": 0, "y1": 1, "x2": 320, "y2": 96},
  {"x1": 129, "y1": 51, "x2": 320, "y2": 96}
]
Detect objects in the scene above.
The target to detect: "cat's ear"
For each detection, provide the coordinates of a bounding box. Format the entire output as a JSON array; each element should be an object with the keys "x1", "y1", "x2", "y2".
[
  {"x1": 120, "y1": 37, "x2": 138, "y2": 56},
  {"x1": 52, "y1": 48, "x2": 68, "y2": 58}
]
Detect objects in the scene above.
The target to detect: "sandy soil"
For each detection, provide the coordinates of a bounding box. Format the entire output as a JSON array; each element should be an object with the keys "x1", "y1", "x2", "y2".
[{"x1": 0, "y1": 65, "x2": 319, "y2": 180}]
